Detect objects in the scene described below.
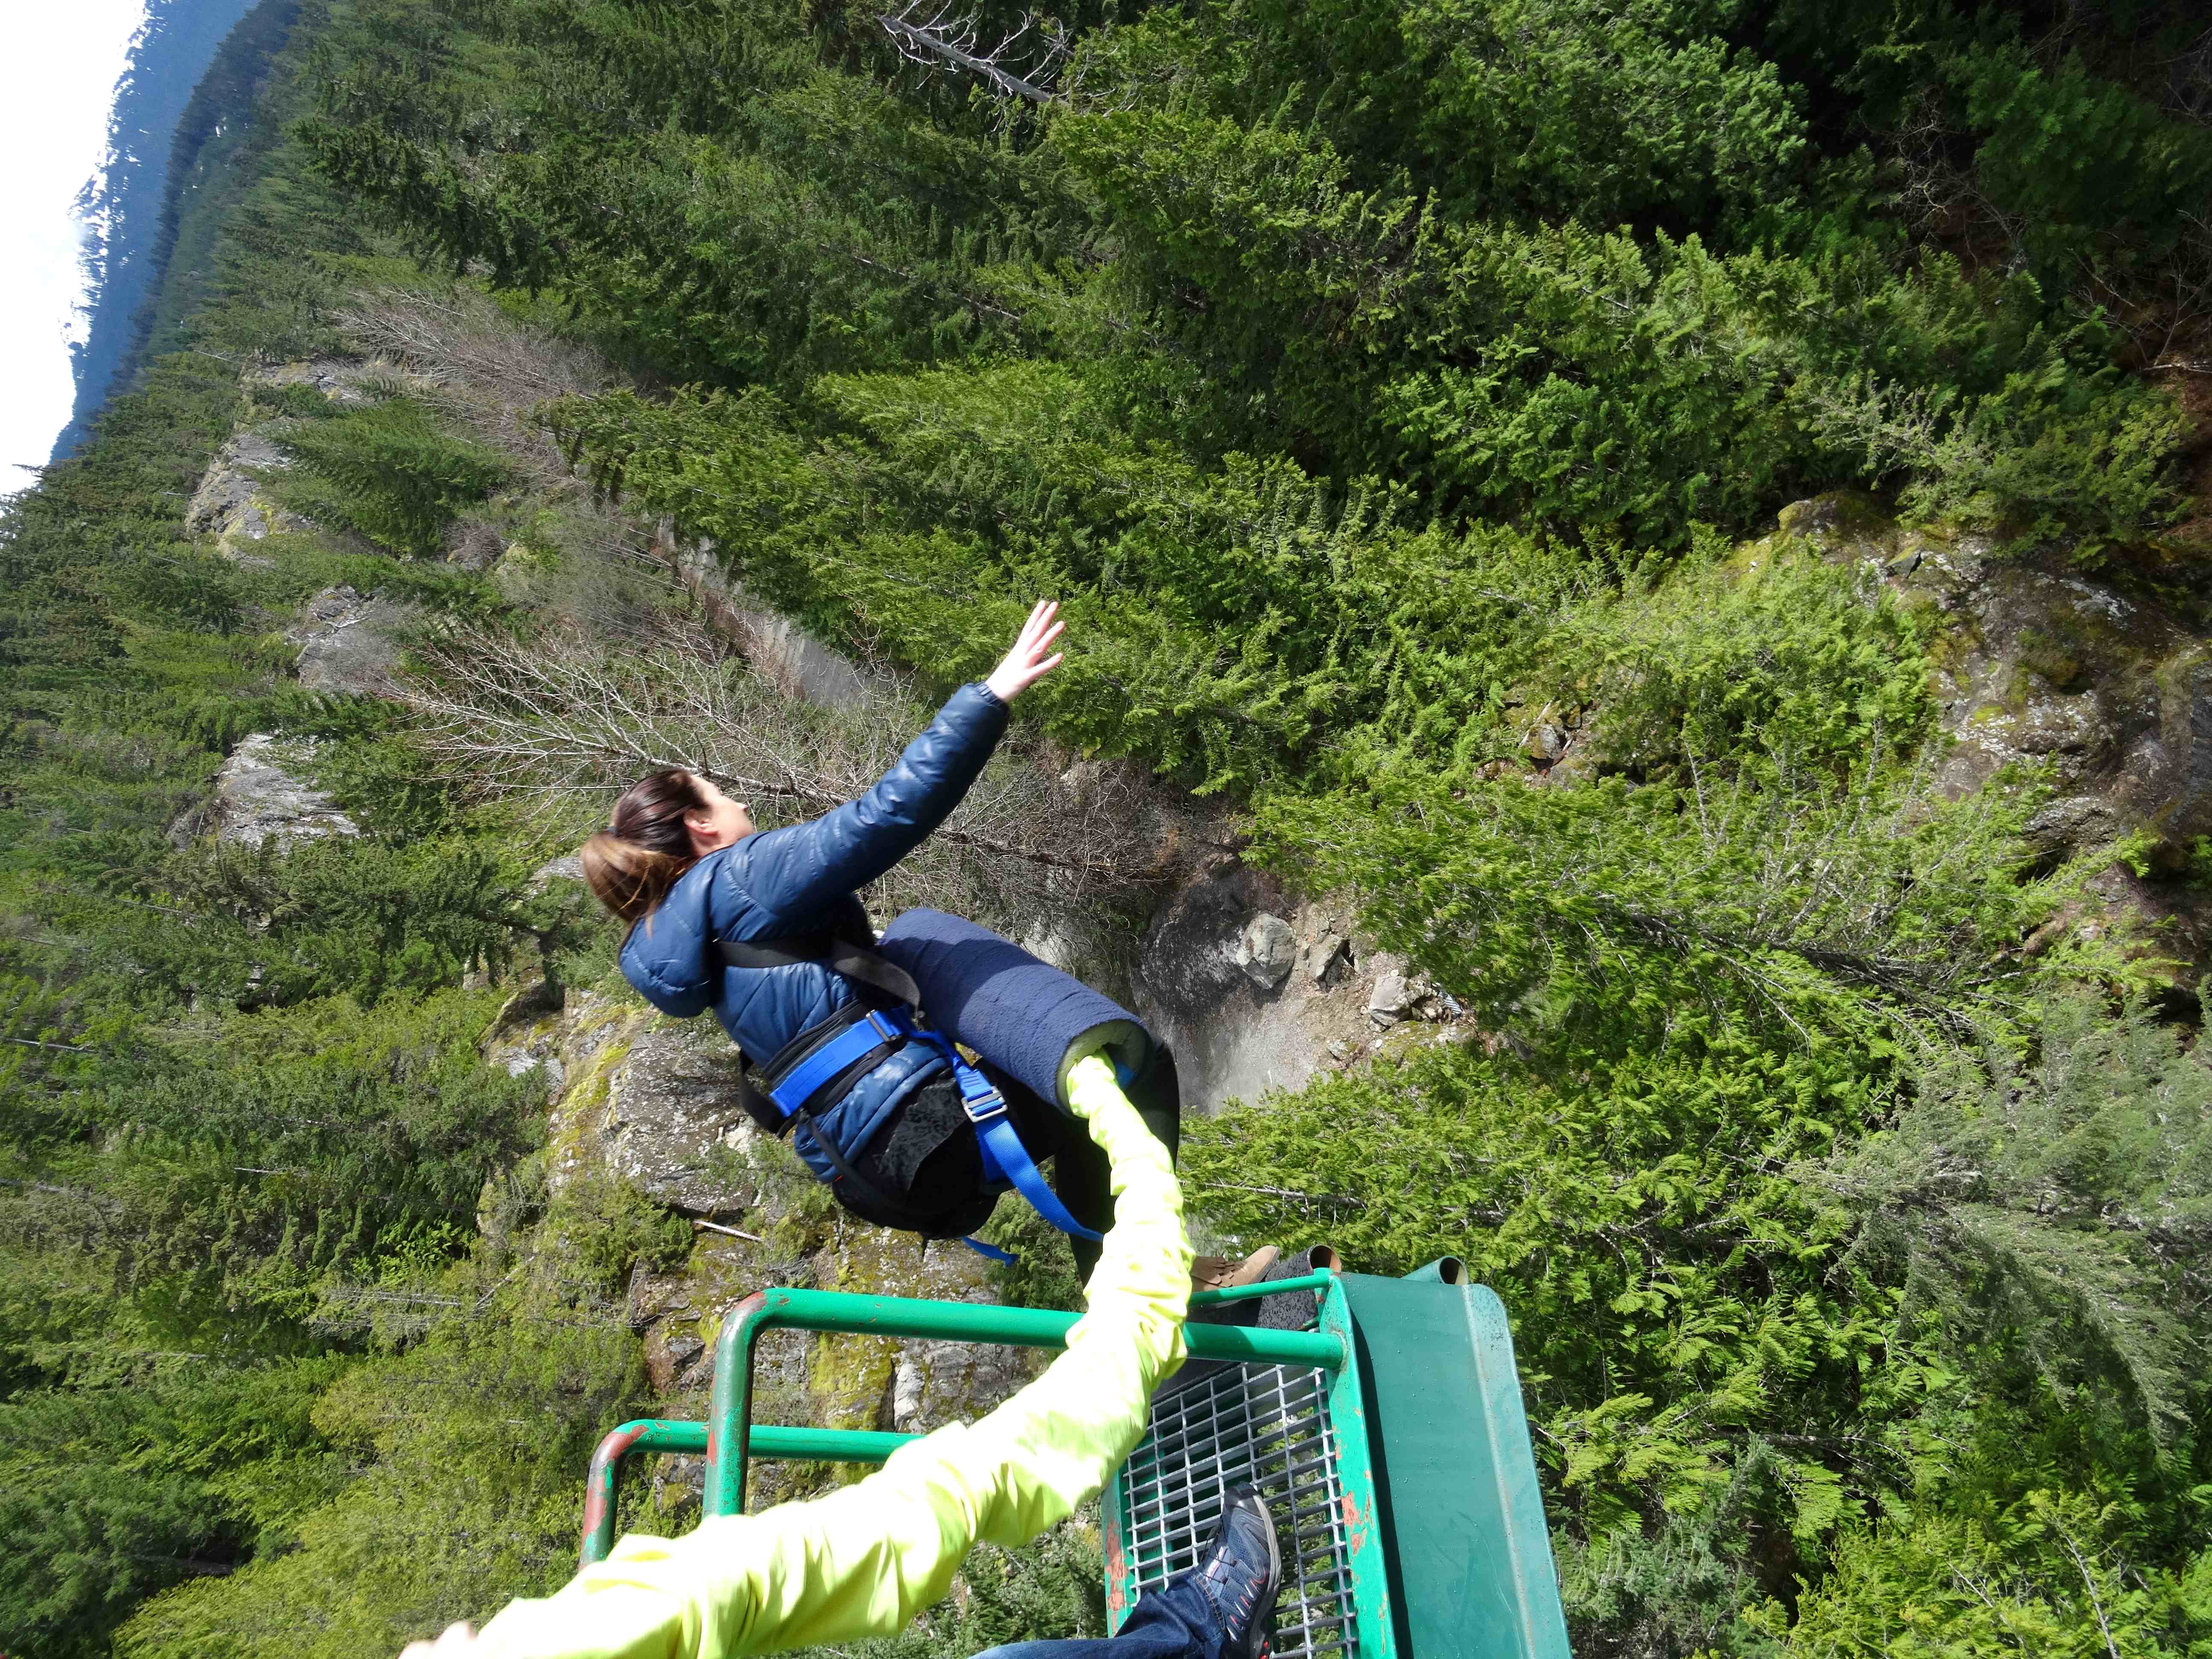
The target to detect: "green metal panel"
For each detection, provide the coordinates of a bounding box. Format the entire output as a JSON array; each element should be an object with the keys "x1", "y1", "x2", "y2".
[
  {"x1": 1334, "y1": 1272, "x2": 1571, "y2": 1659},
  {"x1": 1320, "y1": 1277, "x2": 1400, "y2": 1659}
]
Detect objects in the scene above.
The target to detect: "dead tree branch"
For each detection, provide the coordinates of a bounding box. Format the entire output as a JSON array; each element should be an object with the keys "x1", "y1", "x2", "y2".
[
  {"x1": 400, "y1": 617, "x2": 1161, "y2": 930},
  {"x1": 877, "y1": 6, "x2": 1067, "y2": 104}
]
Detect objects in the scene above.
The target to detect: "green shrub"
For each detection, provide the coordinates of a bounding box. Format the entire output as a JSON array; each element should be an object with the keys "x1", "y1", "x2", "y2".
[
  {"x1": 271, "y1": 397, "x2": 509, "y2": 557},
  {"x1": 1537, "y1": 536, "x2": 1936, "y2": 777},
  {"x1": 544, "y1": 1170, "x2": 693, "y2": 1294},
  {"x1": 115, "y1": 1302, "x2": 640, "y2": 1659},
  {"x1": 0, "y1": 1358, "x2": 346, "y2": 1659},
  {"x1": 1807, "y1": 990, "x2": 2212, "y2": 1443}
]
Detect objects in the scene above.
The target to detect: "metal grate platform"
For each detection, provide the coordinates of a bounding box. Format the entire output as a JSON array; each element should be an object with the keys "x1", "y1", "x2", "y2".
[{"x1": 1115, "y1": 1363, "x2": 1359, "y2": 1659}]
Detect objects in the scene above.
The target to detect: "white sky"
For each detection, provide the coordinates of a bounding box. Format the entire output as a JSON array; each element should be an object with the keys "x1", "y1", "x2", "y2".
[{"x1": 1, "y1": 1, "x2": 150, "y2": 475}]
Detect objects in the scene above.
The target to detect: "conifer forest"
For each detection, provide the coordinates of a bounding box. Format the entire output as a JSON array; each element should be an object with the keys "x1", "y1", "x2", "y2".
[{"x1": 6, "y1": 0, "x2": 2212, "y2": 1654}]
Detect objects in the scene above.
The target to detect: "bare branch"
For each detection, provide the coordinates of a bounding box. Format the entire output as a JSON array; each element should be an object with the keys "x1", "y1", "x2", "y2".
[
  {"x1": 398, "y1": 616, "x2": 1163, "y2": 932},
  {"x1": 877, "y1": 6, "x2": 1066, "y2": 105}
]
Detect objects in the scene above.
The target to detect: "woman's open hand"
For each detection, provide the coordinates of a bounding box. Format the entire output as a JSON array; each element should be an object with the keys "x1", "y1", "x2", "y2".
[{"x1": 984, "y1": 600, "x2": 1065, "y2": 703}]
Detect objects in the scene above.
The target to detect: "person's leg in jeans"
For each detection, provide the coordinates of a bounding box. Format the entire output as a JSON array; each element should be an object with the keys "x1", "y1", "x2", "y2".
[
  {"x1": 969, "y1": 1487, "x2": 1279, "y2": 1659},
  {"x1": 965, "y1": 1575, "x2": 1225, "y2": 1659}
]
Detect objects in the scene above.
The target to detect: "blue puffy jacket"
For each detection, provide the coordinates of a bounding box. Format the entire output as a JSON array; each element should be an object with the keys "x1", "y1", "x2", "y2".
[{"x1": 619, "y1": 684, "x2": 1008, "y2": 1179}]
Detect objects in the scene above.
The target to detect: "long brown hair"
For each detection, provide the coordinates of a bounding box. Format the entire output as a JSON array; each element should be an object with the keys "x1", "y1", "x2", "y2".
[{"x1": 580, "y1": 768, "x2": 708, "y2": 924}]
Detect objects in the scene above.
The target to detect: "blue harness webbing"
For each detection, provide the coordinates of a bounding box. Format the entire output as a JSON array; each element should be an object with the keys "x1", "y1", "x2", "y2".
[
  {"x1": 767, "y1": 1008, "x2": 903, "y2": 1120},
  {"x1": 764, "y1": 1007, "x2": 1103, "y2": 1249}
]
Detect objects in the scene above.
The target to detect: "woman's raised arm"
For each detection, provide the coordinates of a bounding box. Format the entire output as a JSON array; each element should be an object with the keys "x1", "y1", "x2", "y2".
[{"x1": 734, "y1": 602, "x2": 1066, "y2": 922}]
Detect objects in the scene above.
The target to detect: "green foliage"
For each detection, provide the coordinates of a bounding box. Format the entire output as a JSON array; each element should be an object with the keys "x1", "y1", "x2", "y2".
[
  {"x1": 1177, "y1": 530, "x2": 2210, "y2": 1647},
  {"x1": 975, "y1": 1196, "x2": 1086, "y2": 1314},
  {"x1": 1260, "y1": 768, "x2": 2051, "y2": 1058},
  {"x1": 741, "y1": 1131, "x2": 843, "y2": 1261},
  {"x1": 304, "y1": 727, "x2": 468, "y2": 840},
  {"x1": 543, "y1": 1169, "x2": 693, "y2": 1293},
  {"x1": 294, "y1": 0, "x2": 2195, "y2": 575},
  {"x1": 1777, "y1": 1497, "x2": 2212, "y2": 1659},
  {"x1": 1183, "y1": 693, "x2": 2061, "y2": 1621},
  {"x1": 0, "y1": 1358, "x2": 346, "y2": 1659},
  {"x1": 1764, "y1": 1385, "x2": 2212, "y2": 1659},
  {"x1": 88, "y1": 990, "x2": 544, "y2": 1334},
  {"x1": 124, "y1": 832, "x2": 581, "y2": 1008},
  {"x1": 320, "y1": 552, "x2": 505, "y2": 620},
  {"x1": 1810, "y1": 359, "x2": 2190, "y2": 554},
  {"x1": 1537, "y1": 539, "x2": 1935, "y2": 777},
  {"x1": 1185, "y1": 1038, "x2": 1878, "y2": 1533},
  {"x1": 105, "y1": 548, "x2": 251, "y2": 634},
  {"x1": 0, "y1": 18, "x2": 592, "y2": 1643},
  {"x1": 271, "y1": 395, "x2": 510, "y2": 556},
  {"x1": 549, "y1": 367, "x2": 1588, "y2": 790},
  {"x1": 115, "y1": 1295, "x2": 642, "y2": 1659},
  {"x1": 1946, "y1": 39, "x2": 2212, "y2": 282},
  {"x1": 1810, "y1": 991, "x2": 2212, "y2": 1443}
]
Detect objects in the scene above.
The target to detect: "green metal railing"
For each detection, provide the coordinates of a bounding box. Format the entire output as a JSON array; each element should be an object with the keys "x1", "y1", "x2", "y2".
[
  {"x1": 577, "y1": 1264, "x2": 1573, "y2": 1659},
  {"x1": 581, "y1": 1281, "x2": 1346, "y2": 1567},
  {"x1": 1191, "y1": 1269, "x2": 1338, "y2": 1306},
  {"x1": 581, "y1": 1420, "x2": 918, "y2": 1565}
]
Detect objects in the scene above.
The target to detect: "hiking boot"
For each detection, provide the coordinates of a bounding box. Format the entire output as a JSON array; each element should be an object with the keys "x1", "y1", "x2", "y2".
[
  {"x1": 1192, "y1": 1245, "x2": 1280, "y2": 1295},
  {"x1": 1193, "y1": 1485, "x2": 1281, "y2": 1659}
]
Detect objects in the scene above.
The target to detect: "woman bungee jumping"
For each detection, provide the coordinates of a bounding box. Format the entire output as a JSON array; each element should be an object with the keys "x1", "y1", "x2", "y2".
[{"x1": 578, "y1": 600, "x2": 1270, "y2": 1290}]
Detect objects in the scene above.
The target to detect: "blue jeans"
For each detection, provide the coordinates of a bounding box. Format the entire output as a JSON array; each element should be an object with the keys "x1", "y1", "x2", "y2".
[{"x1": 970, "y1": 1573, "x2": 1225, "y2": 1659}]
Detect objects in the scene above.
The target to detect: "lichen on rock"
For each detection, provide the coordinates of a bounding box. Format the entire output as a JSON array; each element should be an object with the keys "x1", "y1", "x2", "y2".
[{"x1": 289, "y1": 584, "x2": 408, "y2": 697}]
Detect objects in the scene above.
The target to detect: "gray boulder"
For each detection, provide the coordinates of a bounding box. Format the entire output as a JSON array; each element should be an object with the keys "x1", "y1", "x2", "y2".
[
  {"x1": 1367, "y1": 970, "x2": 1412, "y2": 1026},
  {"x1": 201, "y1": 735, "x2": 358, "y2": 848},
  {"x1": 1231, "y1": 912, "x2": 1298, "y2": 990}
]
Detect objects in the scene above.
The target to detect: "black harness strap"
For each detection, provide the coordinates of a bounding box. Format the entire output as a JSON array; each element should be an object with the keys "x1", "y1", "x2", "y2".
[{"x1": 715, "y1": 932, "x2": 921, "y2": 1009}]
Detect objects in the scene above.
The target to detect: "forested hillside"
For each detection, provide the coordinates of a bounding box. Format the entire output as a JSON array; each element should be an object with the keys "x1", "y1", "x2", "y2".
[
  {"x1": 5, "y1": 0, "x2": 2212, "y2": 1656},
  {"x1": 50, "y1": 0, "x2": 294, "y2": 462}
]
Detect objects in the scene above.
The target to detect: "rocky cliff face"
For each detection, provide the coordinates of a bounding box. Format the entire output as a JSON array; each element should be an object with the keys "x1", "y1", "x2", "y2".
[
  {"x1": 1771, "y1": 496, "x2": 2212, "y2": 988},
  {"x1": 1129, "y1": 867, "x2": 1468, "y2": 1110},
  {"x1": 172, "y1": 733, "x2": 358, "y2": 847},
  {"x1": 185, "y1": 432, "x2": 310, "y2": 567},
  {"x1": 289, "y1": 583, "x2": 407, "y2": 697}
]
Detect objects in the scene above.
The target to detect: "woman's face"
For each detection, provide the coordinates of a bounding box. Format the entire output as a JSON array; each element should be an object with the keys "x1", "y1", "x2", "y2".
[{"x1": 682, "y1": 774, "x2": 756, "y2": 855}]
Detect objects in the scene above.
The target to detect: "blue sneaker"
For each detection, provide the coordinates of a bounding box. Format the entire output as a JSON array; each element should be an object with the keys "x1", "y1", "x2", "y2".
[{"x1": 1194, "y1": 1485, "x2": 1281, "y2": 1659}]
